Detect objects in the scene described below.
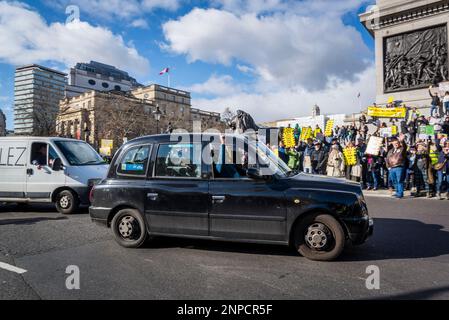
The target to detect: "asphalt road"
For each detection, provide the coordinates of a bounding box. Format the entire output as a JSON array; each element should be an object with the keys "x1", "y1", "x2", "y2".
[{"x1": 1, "y1": 196, "x2": 449, "y2": 300}]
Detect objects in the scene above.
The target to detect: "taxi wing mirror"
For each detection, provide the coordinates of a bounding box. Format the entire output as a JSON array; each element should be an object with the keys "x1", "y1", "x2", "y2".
[{"x1": 247, "y1": 167, "x2": 264, "y2": 180}]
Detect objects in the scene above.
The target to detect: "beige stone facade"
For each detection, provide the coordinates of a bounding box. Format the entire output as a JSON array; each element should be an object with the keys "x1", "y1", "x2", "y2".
[
  {"x1": 57, "y1": 84, "x2": 225, "y2": 151},
  {"x1": 0, "y1": 109, "x2": 6, "y2": 136},
  {"x1": 360, "y1": 0, "x2": 449, "y2": 109}
]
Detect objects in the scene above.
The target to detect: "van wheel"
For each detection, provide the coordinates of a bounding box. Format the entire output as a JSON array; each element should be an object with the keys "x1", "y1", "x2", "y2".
[
  {"x1": 111, "y1": 209, "x2": 147, "y2": 248},
  {"x1": 55, "y1": 190, "x2": 79, "y2": 214},
  {"x1": 294, "y1": 213, "x2": 345, "y2": 261}
]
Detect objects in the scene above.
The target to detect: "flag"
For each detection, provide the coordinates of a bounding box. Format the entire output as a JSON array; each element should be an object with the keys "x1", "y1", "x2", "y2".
[{"x1": 159, "y1": 67, "x2": 169, "y2": 75}]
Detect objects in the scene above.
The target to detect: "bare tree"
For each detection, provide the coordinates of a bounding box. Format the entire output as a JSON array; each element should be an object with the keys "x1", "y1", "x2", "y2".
[{"x1": 96, "y1": 93, "x2": 155, "y2": 150}]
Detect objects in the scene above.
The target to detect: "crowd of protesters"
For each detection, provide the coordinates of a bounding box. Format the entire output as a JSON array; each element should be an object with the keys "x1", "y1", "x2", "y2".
[{"x1": 272, "y1": 98, "x2": 449, "y2": 200}]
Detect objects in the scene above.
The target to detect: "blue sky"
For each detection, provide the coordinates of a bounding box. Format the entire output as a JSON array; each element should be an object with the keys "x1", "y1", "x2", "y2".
[{"x1": 0, "y1": 0, "x2": 376, "y2": 130}]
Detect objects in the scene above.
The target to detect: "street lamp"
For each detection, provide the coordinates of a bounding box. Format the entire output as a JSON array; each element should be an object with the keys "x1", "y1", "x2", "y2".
[{"x1": 153, "y1": 105, "x2": 162, "y2": 134}]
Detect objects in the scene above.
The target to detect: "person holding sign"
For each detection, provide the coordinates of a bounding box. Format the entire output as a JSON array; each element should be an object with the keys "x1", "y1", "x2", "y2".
[{"x1": 385, "y1": 133, "x2": 407, "y2": 199}]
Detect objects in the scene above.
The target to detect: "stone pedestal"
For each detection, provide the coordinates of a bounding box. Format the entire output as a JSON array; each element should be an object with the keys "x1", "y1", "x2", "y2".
[{"x1": 360, "y1": 0, "x2": 449, "y2": 111}]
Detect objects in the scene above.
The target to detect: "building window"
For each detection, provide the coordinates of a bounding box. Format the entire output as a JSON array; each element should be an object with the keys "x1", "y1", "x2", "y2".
[
  {"x1": 102, "y1": 82, "x2": 109, "y2": 89},
  {"x1": 88, "y1": 79, "x2": 96, "y2": 86}
]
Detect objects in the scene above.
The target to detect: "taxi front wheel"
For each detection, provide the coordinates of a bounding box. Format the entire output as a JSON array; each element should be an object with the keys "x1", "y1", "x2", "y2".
[{"x1": 294, "y1": 213, "x2": 345, "y2": 261}]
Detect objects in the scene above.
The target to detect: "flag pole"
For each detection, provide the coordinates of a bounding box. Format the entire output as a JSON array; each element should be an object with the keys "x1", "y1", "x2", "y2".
[{"x1": 168, "y1": 72, "x2": 170, "y2": 88}]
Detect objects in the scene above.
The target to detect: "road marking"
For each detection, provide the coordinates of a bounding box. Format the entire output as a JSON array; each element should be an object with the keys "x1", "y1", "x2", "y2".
[{"x1": 0, "y1": 262, "x2": 27, "y2": 274}]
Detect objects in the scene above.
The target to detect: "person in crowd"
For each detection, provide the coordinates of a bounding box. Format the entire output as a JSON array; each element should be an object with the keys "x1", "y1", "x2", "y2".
[
  {"x1": 361, "y1": 124, "x2": 369, "y2": 141},
  {"x1": 408, "y1": 107, "x2": 421, "y2": 123},
  {"x1": 442, "y1": 116, "x2": 449, "y2": 135},
  {"x1": 405, "y1": 146, "x2": 417, "y2": 192},
  {"x1": 443, "y1": 91, "x2": 449, "y2": 117},
  {"x1": 311, "y1": 141, "x2": 327, "y2": 175},
  {"x1": 278, "y1": 141, "x2": 288, "y2": 165},
  {"x1": 413, "y1": 141, "x2": 431, "y2": 198},
  {"x1": 301, "y1": 138, "x2": 314, "y2": 174},
  {"x1": 416, "y1": 115, "x2": 429, "y2": 127},
  {"x1": 293, "y1": 124, "x2": 301, "y2": 143},
  {"x1": 366, "y1": 153, "x2": 382, "y2": 190},
  {"x1": 407, "y1": 120, "x2": 417, "y2": 146},
  {"x1": 286, "y1": 147, "x2": 300, "y2": 171},
  {"x1": 385, "y1": 134, "x2": 407, "y2": 199},
  {"x1": 326, "y1": 144, "x2": 345, "y2": 177},
  {"x1": 313, "y1": 125, "x2": 322, "y2": 138},
  {"x1": 356, "y1": 138, "x2": 368, "y2": 188},
  {"x1": 436, "y1": 143, "x2": 449, "y2": 200},
  {"x1": 429, "y1": 86, "x2": 441, "y2": 118},
  {"x1": 344, "y1": 141, "x2": 357, "y2": 181}
]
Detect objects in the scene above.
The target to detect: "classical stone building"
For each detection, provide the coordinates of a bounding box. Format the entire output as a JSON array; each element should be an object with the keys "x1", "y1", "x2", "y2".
[
  {"x1": 57, "y1": 84, "x2": 225, "y2": 151},
  {"x1": 0, "y1": 109, "x2": 6, "y2": 136},
  {"x1": 360, "y1": 0, "x2": 449, "y2": 108}
]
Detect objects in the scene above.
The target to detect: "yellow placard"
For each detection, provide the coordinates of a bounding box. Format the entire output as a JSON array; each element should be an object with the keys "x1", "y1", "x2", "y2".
[
  {"x1": 343, "y1": 147, "x2": 357, "y2": 166},
  {"x1": 300, "y1": 127, "x2": 312, "y2": 141},
  {"x1": 282, "y1": 127, "x2": 296, "y2": 148},
  {"x1": 99, "y1": 147, "x2": 112, "y2": 156},
  {"x1": 325, "y1": 120, "x2": 334, "y2": 137},
  {"x1": 387, "y1": 96, "x2": 394, "y2": 104},
  {"x1": 367, "y1": 106, "x2": 406, "y2": 118},
  {"x1": 101, "y1": 139, "x2": 114, "y2": 149},
  {"x1": 391, "y1": 125, "x2": 397, "y2": 135}
]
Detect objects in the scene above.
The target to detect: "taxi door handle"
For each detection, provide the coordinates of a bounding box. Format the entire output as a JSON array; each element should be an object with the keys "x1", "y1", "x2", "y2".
[
  {"x1": 147, "y1": 193, "x2": 158, "y2": 201},
  {"x1": 212, "y1": 195, "x2": 225, "y2": 204}
]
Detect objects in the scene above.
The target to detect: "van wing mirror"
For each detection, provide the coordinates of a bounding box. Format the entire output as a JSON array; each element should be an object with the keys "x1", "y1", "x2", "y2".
[{"x1": 52, "y1": 158, "x2": 63, "y2": 171}]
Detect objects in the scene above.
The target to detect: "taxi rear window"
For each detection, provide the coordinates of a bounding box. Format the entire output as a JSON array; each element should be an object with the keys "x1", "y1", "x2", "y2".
[{"x1": 117, "y1": 145, "x2": 151, "y2": 176}]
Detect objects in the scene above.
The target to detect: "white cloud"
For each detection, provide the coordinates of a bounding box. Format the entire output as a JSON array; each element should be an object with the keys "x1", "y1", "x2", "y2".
[
  {"x1": 142, "y1": 0, "x2": 181, "y2": 11},
  {"x1": 186, "y1": 74, "x2": 243, "y2": 97},
  {"x1": 49, "y1": 0, "x2": 181, "y2": 21},
  {"x1": 130, "y1": 18, "x2": 149, "y2": 29},
  {"x1": 0, "y1": 2, "x2": 149, "y2": 76},
  {"x1": 191, "y1": 65, "x2": 376, "y2": 123},
  {"x1": 162, "y1": 6, "x2": 372, "y2": 90}
]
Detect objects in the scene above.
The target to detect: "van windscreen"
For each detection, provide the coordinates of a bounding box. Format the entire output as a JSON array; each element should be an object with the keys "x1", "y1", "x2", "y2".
[{"x1": 54, "y1": 141, "x2": 105, "y2": 166}]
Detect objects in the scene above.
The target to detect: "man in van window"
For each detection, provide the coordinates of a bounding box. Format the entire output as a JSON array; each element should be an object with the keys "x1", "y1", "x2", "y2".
[{"x1": 32, "y1": 145, "x2": 48, "y2": 166}]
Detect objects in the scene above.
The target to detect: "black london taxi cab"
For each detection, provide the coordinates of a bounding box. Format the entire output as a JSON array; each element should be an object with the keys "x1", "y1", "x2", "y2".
[{"x1": 89, "y1": 133, "x2": 373, "y2": 261}]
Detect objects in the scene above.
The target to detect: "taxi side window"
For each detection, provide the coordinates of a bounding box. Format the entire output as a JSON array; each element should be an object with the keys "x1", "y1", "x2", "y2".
[
  {"x1": 154, "y1": 143, "x2": 201, "y2": 178},
  {"x1": 117, "y1": 145, "x2": 151, "y2": 176},
  {"x1": 30, "y1": 143, "x2": 48, "y2": 166},
  {"x1": 211, "y1": 143, "x2": 248, "y2": 179}
]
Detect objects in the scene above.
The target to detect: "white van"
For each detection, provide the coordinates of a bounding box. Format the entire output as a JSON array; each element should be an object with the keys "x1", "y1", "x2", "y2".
[{"x1": 0, "y1": 137, "x2": 108, "y2": 214}]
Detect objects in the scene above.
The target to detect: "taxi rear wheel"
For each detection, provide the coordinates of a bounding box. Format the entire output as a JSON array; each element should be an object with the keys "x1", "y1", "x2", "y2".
[
  {"x1": 294, "y1": 213, "x2": 345, "y2": 261},
  {"x1": 111, "y1": 209, "x2": 147, "y2": 248}
]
